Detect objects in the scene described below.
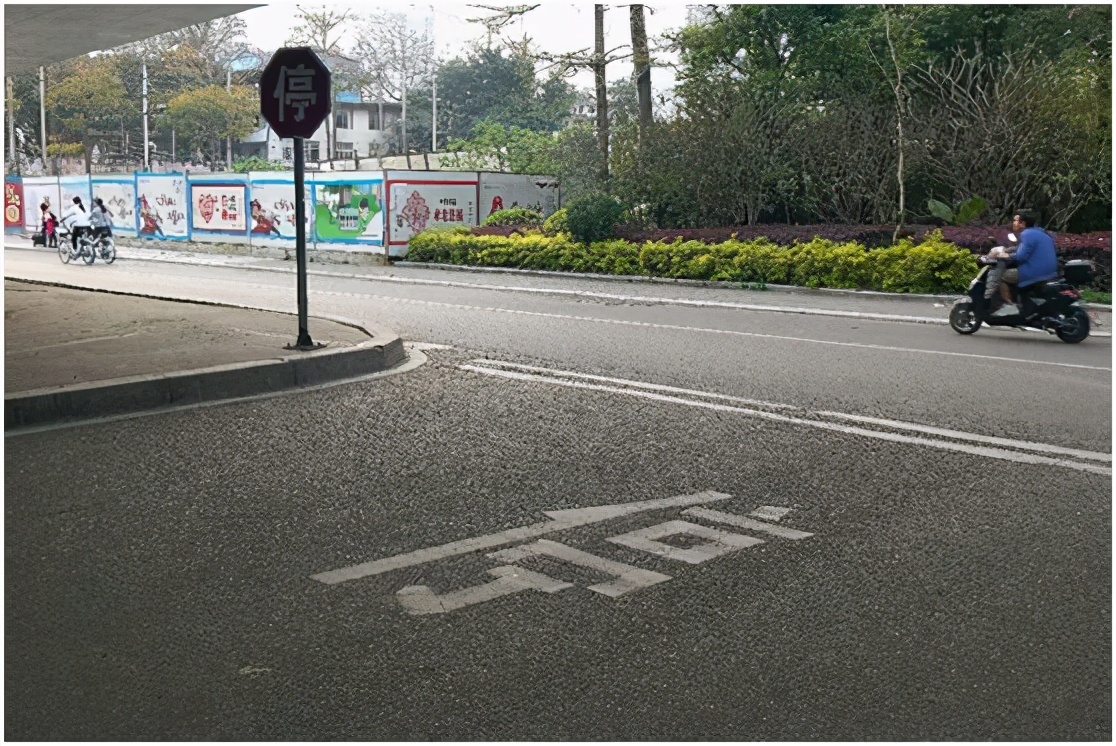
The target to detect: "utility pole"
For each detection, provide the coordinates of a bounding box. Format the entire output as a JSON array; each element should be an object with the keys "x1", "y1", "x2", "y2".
[
  {"x1": 7, "y1": 77, "x2": 17, "y2": 172},
  {"x1": 226, "y1": 69, "x2": 232, "y2": 169},
  {"x1": 39, "y1": 66, "x2": 47, "y2": 166},
  {"x1": 142, "y1": 61, "x2": 149, "y2": 170},
  {"x1": 431, "y1": 73, "x2": 437, "y2": 152}
]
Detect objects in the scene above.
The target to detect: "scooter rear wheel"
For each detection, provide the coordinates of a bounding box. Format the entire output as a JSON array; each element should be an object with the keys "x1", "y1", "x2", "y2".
[
  {"x1": 949, "y1": 300, "x2": 981, "y2": 334},
  {"x1": 1056, "y1": 308, "x2": 1090, "y2": 344}
]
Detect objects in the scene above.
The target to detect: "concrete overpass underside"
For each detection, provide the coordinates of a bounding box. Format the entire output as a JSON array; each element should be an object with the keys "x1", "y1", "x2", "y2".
[{"x1": 4, "y1": 4, "x2": 261, "y2": 74}]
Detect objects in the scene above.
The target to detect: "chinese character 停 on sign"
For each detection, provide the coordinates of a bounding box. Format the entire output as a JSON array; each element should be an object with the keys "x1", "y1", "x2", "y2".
[{"x1": 274, "y1": 65, "x2": 318, "y2": 122}]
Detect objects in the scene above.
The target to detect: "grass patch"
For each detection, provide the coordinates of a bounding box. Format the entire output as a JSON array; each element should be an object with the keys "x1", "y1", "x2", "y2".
[{"x1": 1081, "y1": 289, "x2": 1111, "y2": 304}]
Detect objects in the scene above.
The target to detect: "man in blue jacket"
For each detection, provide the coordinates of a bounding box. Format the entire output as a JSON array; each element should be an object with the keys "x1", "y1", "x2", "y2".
[{"x1": 994, "y1": 210, "x2": 1059, "y2": 316}]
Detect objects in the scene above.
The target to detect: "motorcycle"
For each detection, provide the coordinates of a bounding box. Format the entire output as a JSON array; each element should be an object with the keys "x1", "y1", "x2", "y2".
[{"x1": 948, "y1": 235, "x2": 1095, "y2": 344}]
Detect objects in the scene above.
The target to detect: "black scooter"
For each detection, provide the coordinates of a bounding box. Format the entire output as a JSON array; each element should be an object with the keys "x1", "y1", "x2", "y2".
[{"x1": 948, "y1": 249, "x2": 1094, "y2": 344}]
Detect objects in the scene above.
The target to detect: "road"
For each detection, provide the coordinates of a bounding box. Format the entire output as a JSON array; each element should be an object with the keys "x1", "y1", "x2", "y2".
[{"x1": 5, "y1": 246, "x2": 1112, "y2": 739}]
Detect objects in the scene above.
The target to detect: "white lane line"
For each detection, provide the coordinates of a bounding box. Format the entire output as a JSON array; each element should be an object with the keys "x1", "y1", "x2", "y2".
[
  {"x1": 314, "y1": 292, "x2": 1111, "y2": 372},
  {"x1": 309, "y1": 490, "x2": 732, "y2": 584},
  {"x1": 459, "y1": 364, "x2": 1112, "y2": 476},
  {"x1": 472, "y1": 360, "x2": 1112, "y2": 464},
  {"x1": 814, "y1": 410, "x2": 1111, "y2": 463},
  {"x1": 472, "y1": 359, "x2": 799, "y2": 410}
]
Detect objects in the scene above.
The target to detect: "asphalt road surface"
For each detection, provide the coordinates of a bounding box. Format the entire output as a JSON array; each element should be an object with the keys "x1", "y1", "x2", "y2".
[{"x1": 5, "y1": 249, "x2": 1111, "y2": 739}]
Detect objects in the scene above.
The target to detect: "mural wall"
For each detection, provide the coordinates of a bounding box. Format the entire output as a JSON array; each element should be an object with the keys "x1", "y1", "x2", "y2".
[
  {"x1": 312, "y1": 173, "x2": 384, "y2": 247},
  {"x1": 5, "y1": 179, "x2": 25, "y2": 232},
  {"x1": 385, "y1": 170, "x2": 478, "y2": 256},
  {"x1": 189, "y1": 176, "x2": 248, "y2": 238},
  {"x1": 478, "y1": 173, "x2": 560, "y2": 224},
  {"x1": 6, "y1": 169, "x2": 560, "y2": 255},
  {"x1": 91, "y1": 179, "x2": 138, "y2": 237},
  {"x1": 136, "y1": 173, "x2": 189, "y2": 239}
]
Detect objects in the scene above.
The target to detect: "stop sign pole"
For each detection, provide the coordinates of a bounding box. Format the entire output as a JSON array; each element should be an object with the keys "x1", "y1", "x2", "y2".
[{"x1": 259, "y1": 48, "x2": 332, "y2": 350}]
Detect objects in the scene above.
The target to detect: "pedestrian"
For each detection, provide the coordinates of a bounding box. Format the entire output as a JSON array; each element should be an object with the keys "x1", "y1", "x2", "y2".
[{"x1": 40, "y1": 201, "x2": 58, "y2": 248}]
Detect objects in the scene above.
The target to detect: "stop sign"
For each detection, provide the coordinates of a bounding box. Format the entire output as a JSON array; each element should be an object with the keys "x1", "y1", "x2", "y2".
[{"x1": 259, "y1": 47, "x2": 332, "y2": 139}]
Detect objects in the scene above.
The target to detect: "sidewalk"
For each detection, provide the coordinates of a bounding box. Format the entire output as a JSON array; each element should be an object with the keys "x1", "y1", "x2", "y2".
[{"x1": 5, "y1": 279, "x2": 406, "y2": 430}]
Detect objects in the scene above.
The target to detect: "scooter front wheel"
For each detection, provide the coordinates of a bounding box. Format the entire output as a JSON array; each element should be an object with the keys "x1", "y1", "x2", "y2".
[{"x1": 949, "y1": 300, "x2": 981, "y2": 334}]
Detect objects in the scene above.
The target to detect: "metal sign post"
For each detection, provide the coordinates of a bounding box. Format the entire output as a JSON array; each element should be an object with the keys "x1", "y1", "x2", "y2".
[
  {"x1": 292, "y1": 137, "x2": 312, "y2": 348},
  {"x1": 259, "y1": 47, "x2": 332, "y2": 351}
]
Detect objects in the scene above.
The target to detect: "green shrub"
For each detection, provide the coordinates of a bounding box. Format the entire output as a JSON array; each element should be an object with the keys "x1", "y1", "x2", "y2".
[
  {"x1": 870, "y1": 230, "x2": 978, "y2": 293},
  {"x1": 542, "y1": 208, "x2": 569, "y2": 236},
  {"x1": 482, "y1": 207, "x2": 543, "y2": 227},
  {"x1": 405, "y1": 225, "x2": 978, "y2": 294},
  {"x1": 566, "y1": 195, "x2": 625, "y2": 245}
]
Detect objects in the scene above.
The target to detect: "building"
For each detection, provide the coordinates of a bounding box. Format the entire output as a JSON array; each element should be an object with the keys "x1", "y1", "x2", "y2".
[{"x1": 237, "y1": 94, "x2": 405, "y2": 167}]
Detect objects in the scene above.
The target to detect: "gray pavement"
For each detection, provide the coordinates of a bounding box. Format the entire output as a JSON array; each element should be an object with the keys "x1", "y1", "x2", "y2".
[
  {"x1": 4, "y1": 234, "x2": 1110, "y2": 429},
  {"x1": 4, "y1": 279, "x2": 405, "y2": 430}
]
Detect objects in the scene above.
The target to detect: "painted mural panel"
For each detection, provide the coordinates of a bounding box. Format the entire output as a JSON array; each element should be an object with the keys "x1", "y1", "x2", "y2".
[
  {"x1": 91, "y1": 180, "x2": 138, "y2": 235},
  {"x1": 190, "y1": 182, "x2": 247, "y2": 234},
  {"x1": 59, "y1": 176, "x2": 93, "y2": 214},
  {"x1": 23, "y1": 177, "x2": 62, "y2": 231},
  {"x1": 478, "y1": 173, "x2": 560, "y2": 223},
  {"x1": 136, "y1": 174, "x2": 188, "y2": 239},
  {"x1": 247, "y1": 178, "x2": 312, "y2": 240},
  {"x1": 385, "y1": 171, "x2": 478, "y2": 254},
  {"x1": 312, "y1": 178, "x2": 384, "y2": 245},
  {"x1": 5, "y1": 180, "x2": 25, "y2": 231}
]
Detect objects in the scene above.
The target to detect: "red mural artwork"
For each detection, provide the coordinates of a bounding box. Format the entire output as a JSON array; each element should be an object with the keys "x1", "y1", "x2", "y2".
[
  {"x1": 5, "y1": 181, "x2": 24, "y2": 228},
  {"x1": 400, "y1": 191, "x2": 430, "y2": 232}
]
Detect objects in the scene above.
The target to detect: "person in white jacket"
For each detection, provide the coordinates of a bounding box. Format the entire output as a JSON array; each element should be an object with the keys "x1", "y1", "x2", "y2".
[{"x1": 61, "y1": 196, "x2": 91, "y2": 256}]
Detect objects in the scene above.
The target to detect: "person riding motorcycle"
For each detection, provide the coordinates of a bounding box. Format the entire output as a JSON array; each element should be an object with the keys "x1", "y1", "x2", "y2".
[{"x1": 993, "y1": 211, "x2": 1059, "y2": 316}]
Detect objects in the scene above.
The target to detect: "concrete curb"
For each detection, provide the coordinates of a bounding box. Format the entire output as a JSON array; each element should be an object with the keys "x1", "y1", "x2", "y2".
[
  {"x1": 4, "y1": 286, "x2": 407, "y2": 430},
  {"x1": 393, "y1": 261, "x2": 1113, "y2": 311}
]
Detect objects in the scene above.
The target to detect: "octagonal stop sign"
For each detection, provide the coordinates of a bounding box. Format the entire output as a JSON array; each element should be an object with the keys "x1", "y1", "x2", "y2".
[{"x1": 259, "y1": 47, "x2": 332, "y2": 139}]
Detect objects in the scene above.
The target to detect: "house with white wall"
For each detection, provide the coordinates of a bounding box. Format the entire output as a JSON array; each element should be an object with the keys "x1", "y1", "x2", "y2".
[{"x1": 237, "y1": 92, "x2": 404, "y2": 167}]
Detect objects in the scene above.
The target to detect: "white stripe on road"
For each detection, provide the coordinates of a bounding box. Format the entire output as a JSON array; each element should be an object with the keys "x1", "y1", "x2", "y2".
[
  {"x1": 474, "y1": 360, "x2": 1112, "y2": 464},
  {"x1": 459, "y1": 363, "x2": 1112, "y2": 476}
]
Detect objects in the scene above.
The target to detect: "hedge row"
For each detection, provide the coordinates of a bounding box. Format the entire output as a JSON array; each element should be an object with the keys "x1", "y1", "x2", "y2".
[
  {"x1": 461, "y1": 223, "x2": 1110, "y2": 291},
  {"x1": 406, "y1": 228, "x2": 983, "y2": 294}
]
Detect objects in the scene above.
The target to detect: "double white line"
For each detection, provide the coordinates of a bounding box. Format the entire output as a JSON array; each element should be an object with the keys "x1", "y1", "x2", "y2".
[{"x1": 460, "y1": 360, "x2": 1112, "y2": 476}]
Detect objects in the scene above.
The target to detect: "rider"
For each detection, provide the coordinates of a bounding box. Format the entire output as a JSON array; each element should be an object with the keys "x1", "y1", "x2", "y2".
[
  {"x1": 61, "y1": 196, "x2": 91, "y2": 257},
  {"x1": 89, "y1": 198, "x2": 114, "y2": 244},
  {"x1": 993, "y1": 210, "x2": 1059, "y2": 317}
]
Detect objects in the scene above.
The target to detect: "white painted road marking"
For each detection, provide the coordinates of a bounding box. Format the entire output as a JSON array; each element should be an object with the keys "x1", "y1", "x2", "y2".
[
  {"x1": 459, "y1": 361, "x2": 1112, "y2": 476},
  {"x1": 309, "y1": 490, "x2": 733, "y2": 585},
  {"x1": 489, "y1": 540, "x2": 673, "y2": 598},
  {"x1": 309, "y1": 492, "x2": 816, "y2": 615},
  {"x1": 397, "y1": 566, "x2": 573, "y2": 616},
  {"x1": 684, "y1": 508, "x2": 815, "y2": 540},
  {"x1": 607, "y1": 520, "x2": 764, "y2": 564}
]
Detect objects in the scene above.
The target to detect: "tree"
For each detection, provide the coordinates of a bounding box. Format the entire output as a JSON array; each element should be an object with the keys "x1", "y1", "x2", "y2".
[
  {"x1": 351, "y1": 11, "x2": 436, "y2": 156},
  {"x1": 160, "y1": 85, "x2": 257, "y2": 167},
  {"x1": 287, "y1": 7, "x2": 353, "y2": 56},
  {"x1": 287, "y1": 6, "x2": 357, "y2": 165},
  {"x1": 629, "y1": 4, "x2": 653, "y2": 144},
  {"x1": 45, "y1": 57, "x2": 133, "y2": 173}
]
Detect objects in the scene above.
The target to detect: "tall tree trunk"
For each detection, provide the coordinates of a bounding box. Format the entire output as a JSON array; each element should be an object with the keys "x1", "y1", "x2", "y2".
[
  {"x1": 630, "y1": 4, "x2": 653, "y2": 146},
  {"x1": 82, "y1": 129, "x2": 92, "y2": 175},
  {"x1": 883, "y1": 11, "x2": 906, "y2": 242},
  {"x1": 594, "y1": 4, "x2": 609, "y2": 184}
]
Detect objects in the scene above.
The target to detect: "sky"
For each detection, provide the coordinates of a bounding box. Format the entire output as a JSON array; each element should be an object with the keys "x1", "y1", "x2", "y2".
[{"x1": 236, "y1": 2, "x2": 695, "y2": 93}]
